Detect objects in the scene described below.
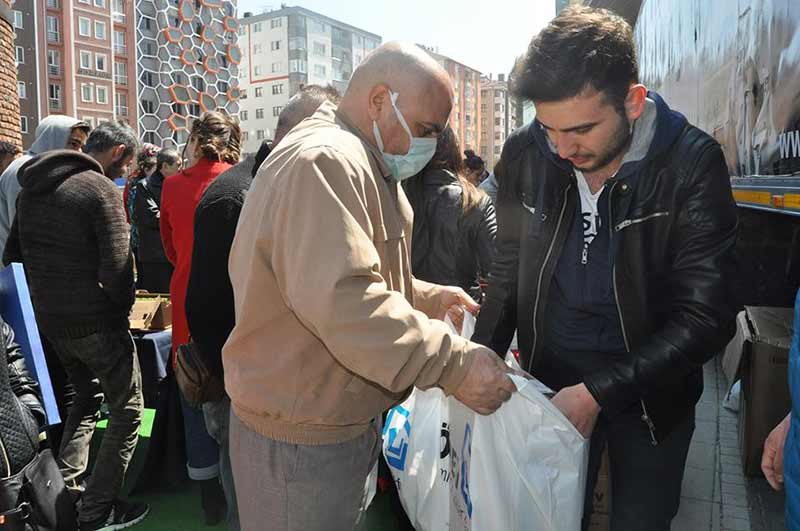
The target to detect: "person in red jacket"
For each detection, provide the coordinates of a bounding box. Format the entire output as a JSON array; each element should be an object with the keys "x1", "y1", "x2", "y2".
[{"x1": 160, "y1": 111, "x2": 242, "y2": 525}]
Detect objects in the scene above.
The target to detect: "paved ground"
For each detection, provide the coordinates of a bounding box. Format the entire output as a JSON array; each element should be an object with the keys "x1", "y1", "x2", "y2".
[{"x1": 672, "y1": 356, "x2": 786, "y2": 531}]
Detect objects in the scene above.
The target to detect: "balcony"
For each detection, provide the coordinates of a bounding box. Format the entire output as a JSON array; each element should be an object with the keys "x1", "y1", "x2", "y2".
[
  {"x1": 114, "y1": 44, "x2": 127, "y2": 56},
  {"x1": 48, "y1": 64, "x2": 60, "y2": 76},
  {"x1": 114, "y1": 74, "x2": 128, "y2": 85},
  {"x1": 112, "y1": 12, "x2": 126, "y2": 23},
  {"x1": 46, "y1": 0, "x2": 59, "y2": 8},
  {"x1": 49, "y1": 98, "x2": 62, "y2": 110},
  {"x1": 47, "y1": 31, "x2": 61, "y2": 43},
  {"x1": 115, "y1": 106, "x2": 128, "y2": 116}
]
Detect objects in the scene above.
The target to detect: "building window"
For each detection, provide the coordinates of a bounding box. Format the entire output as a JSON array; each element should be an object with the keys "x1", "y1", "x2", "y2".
[
  {"x1": 79, "y1": 17, "x2": 91, "y2": 36},
  {"x1": 114, "y1": 61, "x2": 127, "y2": 84},
  {"x1": 494, "y1": 145, "x2": 501, "y2": 154},
  {"x1": 495, "y1": 117, "x2": 501, "y2": 126},
  {"x1": 142, "y1": 99, "x2": 156, "y2": 113},
  {"x1": 95, "y1": 53, "x2": 107, "y2": 72},
  {"x1": 494, "y1": 132, "x2": 501, "y2": 140},
  {"x1": 94, "y1": 0, "x2": 106, "y2": 7},
  {"x1": 240, "y1": 110, "x2": 248, "y2": 121},
  {"x1": 288, "y1": 37, "x2": 305, "y2": 51},
  {"x1": 81, "y1": 84, "x2": 93, "y2": 102},
  {"x1": 238, "y1": 26, "x2": 245, "y2": 36},
  {"x1": 115, "y1": 92, "x2": 128, "y2": 116},
  {"x1": 47, "y1": 16, "x2": 60, "y2": 42},
  {"x1": 271, "y1": 40, "x2": 281, "y2": 51},
  {"x1": 255, "y1": 108, "x2": 264, "y2": 119},
  {"x1": 272, "y1": 106, "x2": 282, "y2": 117},
  {"x1": 20, "y1": 116, "x2": 28, "y2": 134},
  {"x1": 47, "y1": 49, "x2": 60, "y2": 75},
  {"x1": 17, "y1": 81, "x2": 26, "y2": 99},
  {"x1": 289, "y1": 60, "x2": 306, "y2": 73},
  {"x1": 253, "y1": 22, "x2": 263, "y2": 32},
  {"x1": 271, "y1": 62, "x2": 281, "y2": 73},
  {"x1": 313, "y1": 64, "x2": 326, "y2": 77},
  {"x1": 495, "y1": 103, "x2": 501, "y2": 112},
  {"x1": 242, "y1": 131, "x2": 249, "y2": 141},
  {"x1": 96, "y1": 85, "x2": 108, "y2": 104},
  {"x1": 256, "y1": 130, "x2": 265, "y2": 140},
  {"x1": 95, "y1": 21, "x2": 107, "y2": 40},
  {"x1": 142, "y1": 71, "x2": 155, "y2": 87},
  {"x1": 313, "y1": 42, "x2": 326, "y2": 56},
  {"x1": 272, "y1": 84, "x2": 283, "y2": 95},
  {"x1": 15, "y1": 46, "x2": 24, "y2": 65},
  {"x1": 270, "y1": 18, "x2": 281, "y2": 28},
  {"x1": 80, "y1": 50, "x2": 91, "y2": 69},
  {"x1": 254, "y1": 87, "x2": 263, "y2": 98},
  {"x1": 114, "y1": 30, "x2": 126, "y2": 54},
  {"x1": 12, "y1": 10, "x2": 22, "y2": 29},
  {"x1": 253, "y1": 43, "x2": 262, "y2": 54},
  {"x1": 309, "y1": 19, "x2": 326, "y2": 34}
]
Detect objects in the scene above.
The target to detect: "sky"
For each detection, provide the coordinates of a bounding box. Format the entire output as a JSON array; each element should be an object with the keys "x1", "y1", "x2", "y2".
[{"x1": 235, "y1": 0, "x2": 557, "y2": 77}]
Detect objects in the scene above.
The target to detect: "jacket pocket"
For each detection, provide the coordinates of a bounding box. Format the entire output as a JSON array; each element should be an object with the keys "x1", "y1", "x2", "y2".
[{"x1": 614, "y1": 211, "x2": 670, "y2": 231}]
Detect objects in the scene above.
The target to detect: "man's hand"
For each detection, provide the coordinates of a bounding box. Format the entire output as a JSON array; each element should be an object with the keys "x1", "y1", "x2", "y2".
[
  {"x1": 762, "y1": 413, "x2": 791, "y2": 490},
  {"x1": 435, "y1": 286, "x2": 479, "y2": 333},
  {"x1": 453, "y1": 347, "x2": 517, "y2": 415},
  {"x1": 551, "y1": 384, "x2": 601, "y2": 438}
]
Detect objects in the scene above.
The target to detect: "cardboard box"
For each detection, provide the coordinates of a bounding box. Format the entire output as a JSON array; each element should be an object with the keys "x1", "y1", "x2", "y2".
[
  {"x1": 129, "y1": 293, "x2": 172, "y2": 331},
  {"x1": 589, "y1": 448, "x2": 611, "y2": 530},
  {"x1": 587, "y1": 513, "x2": 609, "y2": 531},
  {"x1": 724, "y1": 306, "x2": 793, "y2": 476}
]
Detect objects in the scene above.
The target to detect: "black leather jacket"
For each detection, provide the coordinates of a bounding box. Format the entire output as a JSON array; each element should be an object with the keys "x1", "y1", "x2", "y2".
[
  {"x1": 456, "y1": 195, "x2": 497, "y2": 301},
  {"x1": 473, "y1": 106, "x2": 739, "y2": 443},
  {"x1": 0, "y1": 318, "x2": 44, "y2": 477}
]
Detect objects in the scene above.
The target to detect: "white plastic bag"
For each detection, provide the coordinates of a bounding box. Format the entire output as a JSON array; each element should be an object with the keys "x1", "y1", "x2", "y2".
[{"x1": 382, "y1": 313, "x2": 588, "y2": 531}]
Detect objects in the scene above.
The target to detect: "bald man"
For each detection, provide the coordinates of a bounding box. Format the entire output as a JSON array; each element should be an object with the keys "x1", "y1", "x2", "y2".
[{"x1": 224, "y1": 42, "x2": 517, "y2": 530}]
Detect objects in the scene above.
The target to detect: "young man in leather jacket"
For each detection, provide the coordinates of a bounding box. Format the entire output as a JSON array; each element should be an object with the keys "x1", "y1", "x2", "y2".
[{"x1": 473, "y1": 7, "x2": 738, "y2": 530}]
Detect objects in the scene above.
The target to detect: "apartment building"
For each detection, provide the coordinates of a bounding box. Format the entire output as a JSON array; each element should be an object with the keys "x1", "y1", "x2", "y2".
[
  {"x1": 135, "y1": 0, "x2": 241, "y2": 148},
  {"x1": 421, "y1": 48, "x2": 482, "y2": 152},
  {"x1": 237, "y1": 5, "x2": 380, "y2": 153},
  {"x1": 479, "y1": 73, "x2": 520, "y2": 170}
]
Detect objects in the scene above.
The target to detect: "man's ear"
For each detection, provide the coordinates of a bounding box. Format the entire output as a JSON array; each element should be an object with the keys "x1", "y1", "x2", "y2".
[
  {"x1": 367, "y1": 84, "x2": 390, "y2": 122},
  {"x1": 625, "y1": 84, "x2": 648, "y2": 121},
  {"x1": 113, "y1": 144, "x2": 127, "y2": 161}
]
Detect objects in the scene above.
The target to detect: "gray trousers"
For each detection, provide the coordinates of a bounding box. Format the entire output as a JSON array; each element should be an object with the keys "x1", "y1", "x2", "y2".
[
  {"x1": 48, "y1": 328, "x2": 143, "y2": 523},
  {"x1": 229, "y1": 411, "x2": 380, "y2": 531}
]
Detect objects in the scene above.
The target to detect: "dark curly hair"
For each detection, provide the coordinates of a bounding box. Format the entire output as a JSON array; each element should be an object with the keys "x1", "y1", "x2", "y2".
[{"x1": 189, "y1": 111, "x2": 242, "y2": 165}]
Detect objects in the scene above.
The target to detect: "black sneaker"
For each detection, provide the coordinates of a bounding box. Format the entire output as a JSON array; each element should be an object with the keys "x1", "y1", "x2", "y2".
[{"x1": 79, "y1": 500, "x2": 150, "y2": 531}]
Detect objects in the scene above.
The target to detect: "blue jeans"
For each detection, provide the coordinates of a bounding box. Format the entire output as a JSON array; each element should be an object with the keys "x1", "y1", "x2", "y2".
[
  {"x1": 178, "y1": 391, "x2": 219, "y2": 480},
  {"x1": 203, "y1": 396, "x2": 239, "y2": 531}
]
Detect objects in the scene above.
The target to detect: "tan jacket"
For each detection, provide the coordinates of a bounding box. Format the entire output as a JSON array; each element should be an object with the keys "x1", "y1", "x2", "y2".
[{"x1": 224, "y1": 102, "x2": 482, "y2": 445}]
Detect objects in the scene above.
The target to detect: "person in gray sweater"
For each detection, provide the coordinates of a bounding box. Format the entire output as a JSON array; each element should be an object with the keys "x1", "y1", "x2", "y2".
[{"x1": 3, "y1": 122, "x2": 149, "y2": 531}]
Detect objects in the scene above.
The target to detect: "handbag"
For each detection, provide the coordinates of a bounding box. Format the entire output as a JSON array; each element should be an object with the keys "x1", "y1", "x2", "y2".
[
  {"x1": 0, "y1": 449, "x2": 76, "y2": 531},
  {"x1": 175, "y1": 341, "x2": 225, "y2": 408}
]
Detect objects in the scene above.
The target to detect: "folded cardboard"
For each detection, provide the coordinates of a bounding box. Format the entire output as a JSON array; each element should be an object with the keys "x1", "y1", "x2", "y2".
[
  {"x1": 723, "y1": 306, "x2": 792, "y2": 476},
  {"x1": 590, "y1": 449, "x2": 611, "y2": 530},
  {"x1": 129, "y1": 293, "x2": 172, "y2": 331}
]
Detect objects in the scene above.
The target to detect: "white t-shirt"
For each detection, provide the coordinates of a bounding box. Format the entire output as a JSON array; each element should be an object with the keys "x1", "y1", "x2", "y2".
[{"x1": 575, "y1": 169, "x2": 604, "y2": 254}]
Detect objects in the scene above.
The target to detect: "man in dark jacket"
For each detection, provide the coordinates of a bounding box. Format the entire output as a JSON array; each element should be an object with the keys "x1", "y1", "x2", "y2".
[
  {"x1": 134, "y1": 148, "x2": 181, "y2": 293},
  {"x1": 473, "y1": 7, "x2": 738, "y2": 531},
  {"x1": 3, "y1": 122, "x2": 149, "y2": 531},
  {"x1": 185, "y1": 84, "x2": 340, "y2": 531}
]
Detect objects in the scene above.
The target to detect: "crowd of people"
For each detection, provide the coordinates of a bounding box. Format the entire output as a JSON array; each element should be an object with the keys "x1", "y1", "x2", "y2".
[{"x1": 11, "y1": 4, "x2": 800, "y2": 531}]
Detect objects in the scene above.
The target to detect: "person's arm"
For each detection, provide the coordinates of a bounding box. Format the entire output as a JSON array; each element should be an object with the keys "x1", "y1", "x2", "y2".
[
  {"x1": 5, "y1": 320, "x2": 45, "y2": 426},
  {"x1": 186, "y1": 197, "x2": 241, "y2": 375},
  {"x1": 2, "y1": 212, "x2": 22, "y2": 266},
  {"x1": 472, "y1": 155, "x2": 520, "y2": 356},
  {"x1": 267, "y1": 147, "x2": 481, "y2": 395},
  {"x1": 583, "y1": 142, "x2": 739, "y2": 415},
  {"x1": 94, "y1": 182, "x2": 135, "y2": 309},
  {"x1": 474, "y1": 196, "x2": 498, "y2": 279},
  {"x1": 159, "y1": 182, "x2": 177, "y2": 266}
]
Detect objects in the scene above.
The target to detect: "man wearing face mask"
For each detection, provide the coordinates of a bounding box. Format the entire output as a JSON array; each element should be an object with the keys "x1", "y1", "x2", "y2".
[
  {"x1": 225, "y1": 41, "x2": 517, "y2": 531},
  {"x1": 3, "y1": 122, "x2": 150, "y2": 531}
]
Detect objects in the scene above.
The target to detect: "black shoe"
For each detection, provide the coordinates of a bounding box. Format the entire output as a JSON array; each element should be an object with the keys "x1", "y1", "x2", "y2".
[
  {"x1": 200, "y1": 478, "x2": 227, "y2": 526},
  {"x1": 79, "y1": 500, "x2": 150, "y2": 531}
]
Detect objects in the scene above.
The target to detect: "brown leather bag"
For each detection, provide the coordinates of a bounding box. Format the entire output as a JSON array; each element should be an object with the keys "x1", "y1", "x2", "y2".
[{"x1": 175, "y1": 341, "x2": 225, "y2": 408}]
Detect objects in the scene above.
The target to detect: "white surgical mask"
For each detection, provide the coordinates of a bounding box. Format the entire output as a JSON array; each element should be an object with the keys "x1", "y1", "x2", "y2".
[{"x1": 373, "y1": 91, "x2": 437, "y2": 181}]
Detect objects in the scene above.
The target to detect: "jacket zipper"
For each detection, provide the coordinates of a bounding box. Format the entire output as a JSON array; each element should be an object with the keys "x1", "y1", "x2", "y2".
[
  {"x1": 529, "y1": 183, "x2": 572, "y2": 373},
  {"x1": 0, "y1": 436, "x2": 10, "y2": 477},
  {"x1": 608, "y1": 181, "x2": 659, "y2": 446},
  {"x1": 614, "y1": 211, "x2": 670, "y2": 231}
]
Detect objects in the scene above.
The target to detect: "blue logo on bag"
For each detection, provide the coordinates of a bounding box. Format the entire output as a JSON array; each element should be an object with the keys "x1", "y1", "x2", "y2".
[
  {"x1": 384, "y1": 406, "x2": 411, "y2": 471},
  {"x1": 460, "y1": 423, "x2": 473, "y2": 518}
]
